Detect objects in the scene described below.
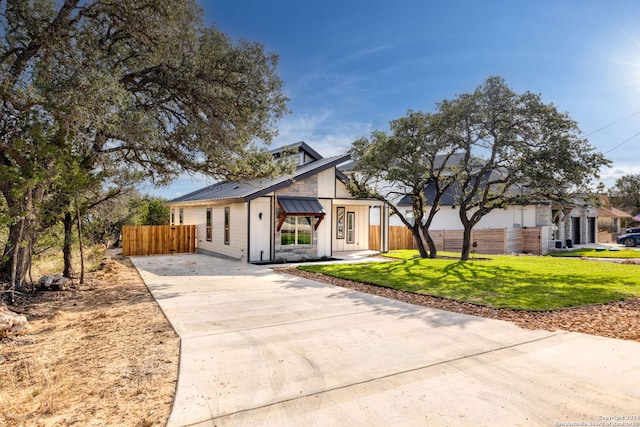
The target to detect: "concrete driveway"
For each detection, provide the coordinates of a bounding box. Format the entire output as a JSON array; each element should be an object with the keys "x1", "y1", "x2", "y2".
[{"x1": 131, "y1": 254, "x2": 640, "y2": 427}]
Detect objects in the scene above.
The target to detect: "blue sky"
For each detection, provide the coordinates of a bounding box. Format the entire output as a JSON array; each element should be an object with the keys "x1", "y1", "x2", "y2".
[{"x1": 151, "y1": 0, "x2": 640, "y2": 198}]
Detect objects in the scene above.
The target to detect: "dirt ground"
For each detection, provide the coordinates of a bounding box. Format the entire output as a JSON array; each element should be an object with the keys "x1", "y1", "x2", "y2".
[{"x1": 0, "y1": 255, "x2": 180, "y2": 427}]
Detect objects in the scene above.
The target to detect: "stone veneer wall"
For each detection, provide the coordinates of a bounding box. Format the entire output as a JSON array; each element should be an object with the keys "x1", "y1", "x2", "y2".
[{"x1": 274, "y1": 175, "x2": 321, "y2": 261}]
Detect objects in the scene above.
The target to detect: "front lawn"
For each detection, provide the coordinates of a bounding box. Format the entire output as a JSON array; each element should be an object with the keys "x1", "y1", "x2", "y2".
[{"x1": 298, "y1": 252, "x2": 640, "y2": 310}]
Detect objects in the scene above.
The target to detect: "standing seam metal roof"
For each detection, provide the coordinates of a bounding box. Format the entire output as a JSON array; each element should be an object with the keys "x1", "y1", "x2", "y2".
[
  {"x1": 277, "y1": 196, "x2": 325, "y2": 214},
  {"x1": 167, "y1": 153, "x2": 350, "y2": 204}
]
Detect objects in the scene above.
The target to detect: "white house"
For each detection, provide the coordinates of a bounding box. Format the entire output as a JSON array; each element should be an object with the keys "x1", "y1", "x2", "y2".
[
  {"x1": 389, "y1": 182, "x2": 598, "y2": 251},
  {"x1": 165, "y1": 142, "x2": 387, "y2": 262}
]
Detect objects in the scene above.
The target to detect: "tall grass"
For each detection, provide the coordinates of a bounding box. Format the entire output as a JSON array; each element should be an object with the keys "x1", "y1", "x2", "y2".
[{"x1": 30, "y1": 245, "x2": 105, "y2": 280}]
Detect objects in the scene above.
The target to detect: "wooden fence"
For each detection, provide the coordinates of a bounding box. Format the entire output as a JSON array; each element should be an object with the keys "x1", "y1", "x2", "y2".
[
  {"x1": 122, "y1": 225, "x2": 197, "y2": 256},
  {"x1": 369, "y1": 225, "x2": 381, "y2": 251},
  {"x1": 370, "y1": 225, "x2": 546, "y2": 255}
]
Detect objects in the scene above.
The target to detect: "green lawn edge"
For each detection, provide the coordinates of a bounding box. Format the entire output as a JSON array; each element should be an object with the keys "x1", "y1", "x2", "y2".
[{"x1": 299, "y1": 252, "x2": 640, "y2": 311}]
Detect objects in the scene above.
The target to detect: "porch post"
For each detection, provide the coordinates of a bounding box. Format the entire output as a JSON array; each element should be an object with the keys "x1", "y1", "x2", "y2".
[{"x1": 381, "y1": 204, "x2": 390, "y2": 253}]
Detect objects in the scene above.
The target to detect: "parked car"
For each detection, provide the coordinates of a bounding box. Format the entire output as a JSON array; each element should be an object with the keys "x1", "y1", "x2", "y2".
[
  {"x1": 617, "y1": 232, "x2": 640, "y2": 247},
  {"x1": 625, "y1": 227, "x2": 640, "y2": 234}
]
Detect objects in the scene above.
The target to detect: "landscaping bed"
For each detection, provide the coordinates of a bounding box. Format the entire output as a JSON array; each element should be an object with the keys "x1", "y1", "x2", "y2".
[{"x1": 275, "y1": 255, "x2": 640, "y2": 342}]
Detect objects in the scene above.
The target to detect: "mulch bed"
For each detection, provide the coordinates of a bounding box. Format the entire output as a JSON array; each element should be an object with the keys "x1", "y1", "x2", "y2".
[{"x1": 274, "y1": 266, "x2": 640, "y2": 342}]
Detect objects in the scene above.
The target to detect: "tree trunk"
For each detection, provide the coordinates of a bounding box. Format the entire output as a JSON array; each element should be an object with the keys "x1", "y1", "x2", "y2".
[
  {"x1": 412, "y1": 226, "x2": 429, "y2": 258},
  {"x1": 76, "y1": 202, "x2": 85, "y2": 284},
  {"x1": 460, "y1": 225, "x2": 473, "y2": 261},
  {"x1": 62, "y1": 212, "x2": 74, "y2": 278},
  {"x1": 0, "y1": 185, "x2": 44, "y2": 298},
  {"x1": 1, "y1": 217, "x2": 36, "y2": 297},
  {"x1": 421, "y1": 226, "x2": 438, "y2": 259}
]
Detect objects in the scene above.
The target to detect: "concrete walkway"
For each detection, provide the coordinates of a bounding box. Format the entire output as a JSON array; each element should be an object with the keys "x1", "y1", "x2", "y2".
[{"x1": 131, "y1": 254, "x2": 640, "y2": 427}]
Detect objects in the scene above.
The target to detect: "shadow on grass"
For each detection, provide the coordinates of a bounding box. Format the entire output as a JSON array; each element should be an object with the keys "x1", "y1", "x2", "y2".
[{"x1": 301, "y1": 258, "x2": 633, "y2": 310}]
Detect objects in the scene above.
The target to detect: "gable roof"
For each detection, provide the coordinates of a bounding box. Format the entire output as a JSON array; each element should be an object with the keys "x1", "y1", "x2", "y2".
[
  {"x1": 167, "y1": 153, "x2": 350, "y2": 204},
  {"x1": 397, "y1": 170, "x2": 501, "y2": 207},
  {"x1": 269, "y1": 141, "x2": 324, "y2": 162},
  {"x1": 598, "y1": 206, "x2": 632, "y2": 218}
]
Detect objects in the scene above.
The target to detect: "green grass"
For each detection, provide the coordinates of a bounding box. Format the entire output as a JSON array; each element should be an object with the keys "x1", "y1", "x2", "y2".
[
  {"x1": 548, "y1": 248, "x2": 640, "y2": 259},
  {"x1": 299, "y1": 251, "x2": 640, "y2": 311}
]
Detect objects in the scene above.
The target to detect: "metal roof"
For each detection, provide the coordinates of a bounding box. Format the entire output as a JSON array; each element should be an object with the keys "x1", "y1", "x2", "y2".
[
  {"x1": 268, "y1": 141, "x2": 324, "y2": 162},
  {"x1": 277, "y1": 196, "x2": 325, "y2": 214},
  {"x1": 398, "y1": 171, "x2": 502, "y2": 206},
  {"x1": 167, "y1": 153, "x2": 350, "y2": 204}
]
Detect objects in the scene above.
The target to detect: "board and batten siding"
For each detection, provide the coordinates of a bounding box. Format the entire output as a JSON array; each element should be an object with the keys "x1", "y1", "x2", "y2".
[
  {"x1": 178, "y1": 203, "x2": 248, "y2": 261},
  {"x1": 335, "y1": 179, "x2": 351, "y2": 199},
  {"x1": 332, "y1": 205, "x2": 369, "y2": 252},
  {"x1": 317, "y1": 199, "x2": 333, "y2": 257},
  {"x1": 316, "y1": 168, "x2": 337, "y2": 198}
]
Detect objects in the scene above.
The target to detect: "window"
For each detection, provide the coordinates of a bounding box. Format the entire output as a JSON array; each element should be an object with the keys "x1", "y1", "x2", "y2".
[
  {"x1": 405, "y1": 209, "x2": 415, "y2": 226},
  {"x1": 336, "y1": 207, "x2": 345, "y2": 239},
  {"x1": 224, "y1": 207, "x2": 230, "y2": 245},
  {"x1": 347, "y1": 212, "x2": 355, "y2": 244},
  {"x1": 552, "y1": 209, "x2": 560, "y2": 240},
  {"x1": 171, "y1": 209, "x2": 175, "y2": 225},
  {"x1": 206, "y1": 208, "x2": 212, "y2": 241},
  {"x1": 179, "y1": 208, "x2": 184, "y2": 224},
  {"x1": 281, "y1": 216, "x2": 313, "y2": 245}
]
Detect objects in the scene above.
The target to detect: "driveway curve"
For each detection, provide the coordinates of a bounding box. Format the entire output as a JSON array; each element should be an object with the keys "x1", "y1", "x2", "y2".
[{"x1": 131, "y1": 254, "x2": 640, "y2": 427}]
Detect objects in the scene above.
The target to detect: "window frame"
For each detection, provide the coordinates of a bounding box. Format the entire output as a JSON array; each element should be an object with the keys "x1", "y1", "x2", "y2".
[
  {"x1": 224, "y1": 207, "x2": 230, "y2": 245},
  {"x1": 346, "y1": 211, "x2": 355, "y2": 244},
  {"x1": 205, "y1": 208, "x2": 212, "y2": 242},
  {"x1": 336, "y1": 206, "x2": 345, "y2": 239},
  {"x1": 280, "y1": 215, "x2": 313, "y2": 246}
]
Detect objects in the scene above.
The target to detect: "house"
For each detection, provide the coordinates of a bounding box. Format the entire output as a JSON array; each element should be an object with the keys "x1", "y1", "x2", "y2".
[
  {"x1": 391, "y1": 180, "x2": 598, "y2": 254},
  {"x1": 165, "y1": 142, "x2": 387, "y2": 263},
  {"x1": 597, "y1": 194, "x2": 632, "y2": 243}
]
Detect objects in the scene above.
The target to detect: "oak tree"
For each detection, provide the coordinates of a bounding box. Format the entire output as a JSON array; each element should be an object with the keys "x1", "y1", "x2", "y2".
[{"x1": 0, "y1": 0, "x2": 289, "y2": 293}]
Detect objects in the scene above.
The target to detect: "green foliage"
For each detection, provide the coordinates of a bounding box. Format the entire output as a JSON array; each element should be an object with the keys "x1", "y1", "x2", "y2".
[
  {"x1": 349, "y1": 77, "x2": 610, "y2": 261},
  {"x1": 0, "y1": 0, "x2": 290, "y2": 286},
  {"x1": 348, "y1": 112, "x2": 462, "y2": 258},
  {"x1": 141, "y1": 198, "x2": 170, "y2": 226},
  {"x1": 299, "y1": 254, "x2": 640, "y2": 310},
  {"x1": 609, "y1": 174, "x2": 640, "y2": 217}
]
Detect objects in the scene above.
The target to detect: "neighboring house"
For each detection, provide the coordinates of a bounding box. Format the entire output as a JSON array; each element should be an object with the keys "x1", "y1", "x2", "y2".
[
  {"x1": 392, "y1": 180, "x2": 598, "y2": 253},
  {"x1": 597, "y1": 194, "x2": 632, "y2": 243},
  {"x1": 166, "y1": 142, "x2": 386, "y2": 263}
]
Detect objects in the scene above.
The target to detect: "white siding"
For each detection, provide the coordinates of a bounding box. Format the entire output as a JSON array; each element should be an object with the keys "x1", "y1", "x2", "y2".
[
  {"x1": 388, "y1": 205, "x2": 539, "y2": 230},
  {"x1": 317, "y1": 168, "x2": 336, "y2": 198},
  {"x1": 332, "y1": 205, "x2": 369, "y2": 251},
  {"x1": 317, "y1": 199, "x2": 333, "y2": 257},
  {"x1": 335, "y1": 179, "x2": 351, "y2": 199},
  {"x1": 249, "y1": 198, "x2": 272, "y2": 262},
  {"x1": 180, "y1": 203, "x2": 248, "y2": 260}
]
